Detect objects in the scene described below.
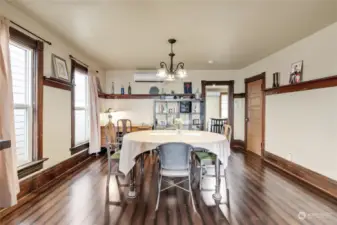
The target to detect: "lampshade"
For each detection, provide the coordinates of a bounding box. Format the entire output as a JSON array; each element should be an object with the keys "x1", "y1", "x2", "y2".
[
  {"x1": 177, "y1": 69, "x2": 187, "y2": 79},
  {"x1": 100, "y1": 109, "x2": 116, "y2": 126}
]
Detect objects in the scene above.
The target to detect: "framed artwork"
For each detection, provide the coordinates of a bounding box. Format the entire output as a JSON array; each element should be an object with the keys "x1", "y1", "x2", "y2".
[
  {"x1": 184, "y1": 82, "x2": 192, "y2": 94},
  {"x1": 52, "y1": 54, "x2": 70, "y2": 82},
  {"x1": 289, "y1": 61, "x2": 303, "y2": 84},
  {"x1": 96, "y1": 77, "x2": 103, "y2": 93}
]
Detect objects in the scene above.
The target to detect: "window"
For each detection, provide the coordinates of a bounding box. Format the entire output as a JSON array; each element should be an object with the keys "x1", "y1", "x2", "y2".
[
  {"x1": 8, "y1": 27, "x2": 44, "y2": 177},
  {"x1": 220, "y1": 93, "x2": 228, "y2": 119},
  {"x1": 73, "y1": 69, "x2": 89, "y2": 145},
  {"x1": 10, "y1": 42, "x2": 34, "y2": 166}
]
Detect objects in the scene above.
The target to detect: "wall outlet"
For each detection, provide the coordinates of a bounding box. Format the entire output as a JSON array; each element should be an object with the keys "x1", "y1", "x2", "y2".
[{"x1": 287, "y1": 153, "x2": 292, "y2": 161}]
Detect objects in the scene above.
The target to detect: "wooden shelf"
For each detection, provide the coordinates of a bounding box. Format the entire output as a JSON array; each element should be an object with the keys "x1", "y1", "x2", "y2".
[
  {"x1": 43, "y1": 76, "x2": 73, "y2": 91},
  {"x1": 98, "y1": 93, "x2": 195, "y2": 99},
  {"x1": 264, "y1": 75, "x2": 337, "y2": 95}
]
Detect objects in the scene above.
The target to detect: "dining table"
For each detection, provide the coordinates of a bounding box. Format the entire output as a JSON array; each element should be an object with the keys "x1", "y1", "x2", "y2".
[{"x1": 119, "y1": 129, "x2": 231, "y2": 202}]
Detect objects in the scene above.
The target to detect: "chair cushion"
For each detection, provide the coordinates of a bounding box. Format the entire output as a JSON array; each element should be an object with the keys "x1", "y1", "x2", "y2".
[
  {"x1": 160, "y1": 169, "x2": 189, "y2": 177},
  {"x1": 111, "y1": 151, "x2": 121, "y2": 160},
  {"x1": 195, "y1": 151, "x2": 216, "y2": 165}
]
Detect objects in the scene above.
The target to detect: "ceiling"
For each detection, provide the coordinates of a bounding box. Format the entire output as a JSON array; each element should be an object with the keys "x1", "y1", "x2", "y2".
[{"x1": 10, "y1": 0, "x2": 337, "y2": 70}]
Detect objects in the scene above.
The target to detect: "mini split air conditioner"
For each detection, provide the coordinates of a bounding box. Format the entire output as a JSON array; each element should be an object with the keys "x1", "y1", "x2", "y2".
[{"x1": 134, "y1": 71, "x2": 164, "y2": 82}]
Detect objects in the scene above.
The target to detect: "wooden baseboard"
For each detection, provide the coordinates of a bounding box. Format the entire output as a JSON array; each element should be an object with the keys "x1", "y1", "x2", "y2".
[
  {"x1": 264, "y1": 151, "x2": 337, "y2": 203},
  {"x1": 0, "y1": 150, "x2": 92, "y2": 219},
  {"x1": 231, "y1": 139, "x2": 245, "y2": 151}
]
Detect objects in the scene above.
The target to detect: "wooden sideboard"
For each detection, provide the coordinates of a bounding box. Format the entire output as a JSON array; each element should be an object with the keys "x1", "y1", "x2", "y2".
[{"x1": 100, "y1": 125, "x2": 152, "y2": 147}]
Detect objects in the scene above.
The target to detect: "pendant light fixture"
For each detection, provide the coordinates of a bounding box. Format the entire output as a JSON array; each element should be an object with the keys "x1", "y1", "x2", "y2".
[{"x1": 156, "y1": 39, "x2": 187, "y2": 81}]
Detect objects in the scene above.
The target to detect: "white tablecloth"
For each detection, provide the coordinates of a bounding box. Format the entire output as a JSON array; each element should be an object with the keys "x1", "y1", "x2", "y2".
[{"x1": 119, "y1": 130, "x2": 231, "y2": 175}]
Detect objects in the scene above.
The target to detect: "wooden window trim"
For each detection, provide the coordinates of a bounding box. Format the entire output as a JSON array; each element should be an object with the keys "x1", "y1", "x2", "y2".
[
  {"x1": 17, "y1": 158, "x2": 48, "y2": 179},
  {"x1": 9, "y1": 27, "x2": 45, "y2": 178},
  {"x1": 70, "y1": 142, "x2": 89, "y2": 155}
]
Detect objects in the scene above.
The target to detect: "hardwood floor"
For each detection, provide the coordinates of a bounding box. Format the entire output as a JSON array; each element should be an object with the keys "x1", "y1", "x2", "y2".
[{"x1": 1, "y1": 151, "x2": 337, "y2": 225}]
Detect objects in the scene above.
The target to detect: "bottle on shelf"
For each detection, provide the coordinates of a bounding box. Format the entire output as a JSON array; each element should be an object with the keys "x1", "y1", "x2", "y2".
[
  {"x1": 128, "y1": 82, "x2": 132, "y2": 94},
  {"x1": 111, "y1": 82, "x2": 115, "y2": 94},
  {"x1": 121, "y1": 85, "x2": 125, "y2": 95}
]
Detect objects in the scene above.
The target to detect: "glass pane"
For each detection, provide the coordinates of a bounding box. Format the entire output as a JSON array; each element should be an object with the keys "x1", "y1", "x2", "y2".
[
  {"x1": 14, "y1": 109, "x2": 31, "y2": 166},
  {"x1": 75, "y1": 109, "x2": 87, "y2": 144},
  {"x1": 9, "y1": 43, "x2": 32, "y2": 105},
  {"x1": 74, "y1": 71, "x2": 87, "y2": 108}
]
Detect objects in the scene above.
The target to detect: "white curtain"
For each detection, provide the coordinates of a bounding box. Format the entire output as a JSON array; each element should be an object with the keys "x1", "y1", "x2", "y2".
[
  {"x1": 88, "y1": 74, "x2": 101, "y2": 154},
  {"x1": 0, "y1": 17, "x2": 20, "y2": 207}
]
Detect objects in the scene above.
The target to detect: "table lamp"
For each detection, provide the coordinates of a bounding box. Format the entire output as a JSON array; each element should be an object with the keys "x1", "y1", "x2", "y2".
[{"x1": 100, "y1": 108, "x2": 115, "y2": 126}]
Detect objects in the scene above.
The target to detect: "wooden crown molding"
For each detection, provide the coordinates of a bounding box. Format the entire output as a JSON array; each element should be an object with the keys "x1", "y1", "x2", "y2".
[
  {"x1": 265, "y1": 75, "x2": 337, "y2": 95},
  {"x1": 43, "y1": 76, "x2": 73, "y2": 91},
  {"x1": 264, "y1": 151, "x2": 337, "y2": 202}
]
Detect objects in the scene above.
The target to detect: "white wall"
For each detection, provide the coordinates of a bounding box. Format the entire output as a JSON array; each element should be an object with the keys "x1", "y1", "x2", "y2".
[
  {"x1": 240, "y1": 21, "x2": 337, "y2": 180},
  {"x1": 266, "y1": 89, "x2": 337, "y2": 180},
  {"x1": 240, "y1": 21, "x2": 337, "y2": 87},
  {"x1": 0, "y1": 1, "x2": 106, "y2": 169}
]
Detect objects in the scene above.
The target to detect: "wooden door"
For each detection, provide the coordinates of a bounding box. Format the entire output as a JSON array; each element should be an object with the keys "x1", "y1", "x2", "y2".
[{"x1": 246, "y1": 79, "x2": 263, "y2": 155}]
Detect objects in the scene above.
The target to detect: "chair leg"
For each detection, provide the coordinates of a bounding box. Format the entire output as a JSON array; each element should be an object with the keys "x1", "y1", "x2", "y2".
[
  {"x1": 106, "y1": 153, "x2": 112, "y2": 188},
  {"x1": 224, "y1": 169, "x2": 230, "y2": 208},
  {"x1": 189, "y1": 170, "x2": 196, "y2": 212},
  {"x1": 155, "y1": 174, "x2": 162, "y2": 211},
  {"x1": 199, "y1": 164, "x2": 203, "y2": 190}
]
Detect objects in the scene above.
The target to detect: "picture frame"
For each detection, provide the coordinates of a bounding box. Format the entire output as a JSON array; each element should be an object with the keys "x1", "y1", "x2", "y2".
[
  {"x1": 289, "y1": 61, "x2": 303, "y2": 84},
  {"x1": 193, "y1": 119, "x2": 200, "y2": 125},
  {"x1": 51, "y1": 54, "x2": 70, "y2": 82},
  {"x1": 184, "y1": 82, "x2": 192, "y2": 94}
]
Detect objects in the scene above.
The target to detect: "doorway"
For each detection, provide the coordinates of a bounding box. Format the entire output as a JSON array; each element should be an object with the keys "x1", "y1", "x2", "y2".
[
  {"x1": 244, "y1": 73, "x2": 265, "y2": 156},
  {"x1": 201, "y1": 80, "x2": 234, "y2": 135}
]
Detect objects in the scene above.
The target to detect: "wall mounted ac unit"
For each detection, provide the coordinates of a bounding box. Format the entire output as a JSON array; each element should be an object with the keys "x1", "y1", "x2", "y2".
[{"x1": 134, "y1": 71, "x2": 164, "y2": 82}]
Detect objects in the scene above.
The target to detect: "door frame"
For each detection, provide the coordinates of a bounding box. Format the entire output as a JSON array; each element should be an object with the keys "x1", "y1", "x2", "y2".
[
  {"x1": 201, "y1": 80, "x2": 234, "y2": 138},
  {"x1": 244, "y1": 73, "x2": 266, "y2": 157}
]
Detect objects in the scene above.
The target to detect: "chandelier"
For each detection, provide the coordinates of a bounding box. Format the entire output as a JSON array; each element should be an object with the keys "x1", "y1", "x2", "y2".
[{"x1": 156, "y1": 39, "x2": 187, "y2": 81}]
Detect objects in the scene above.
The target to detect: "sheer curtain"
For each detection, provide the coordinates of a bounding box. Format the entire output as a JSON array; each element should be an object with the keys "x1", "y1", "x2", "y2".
[
  {"x1": 88, "y1": 73, "x2": 101, "y2": 154},
  {"x1": 0, "y1": 17, "x2": 20, "y2": 207}
]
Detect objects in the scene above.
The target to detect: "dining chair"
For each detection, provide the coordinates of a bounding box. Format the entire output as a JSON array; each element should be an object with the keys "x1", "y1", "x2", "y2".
[
  {"x1": 195, "y1": 124, "x2": 232, "y2": 193},
  {"x1": 208, "y1": 118, "x2": 228, "y2": 134},
  {"x1": 105, "y1": 122, "x2": 123, "y2": 189},
  {"x1": 116, "y1": 119, "x2": 132, "y2": 149},
  {"x1": 155, "y1": 142, "x2": 196, "y2": 212}
]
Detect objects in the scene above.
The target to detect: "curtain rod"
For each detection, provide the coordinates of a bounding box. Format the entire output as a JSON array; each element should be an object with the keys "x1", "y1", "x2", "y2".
[
  {"x1": 70, "y1": 55, "x2": 99, "y2": 73},
  {"x1": 10, "y1": 20, "x2": 52, "y2": 45},
  {"x1": 69, "y1": 55, "x2": 88, "y2": 68}
]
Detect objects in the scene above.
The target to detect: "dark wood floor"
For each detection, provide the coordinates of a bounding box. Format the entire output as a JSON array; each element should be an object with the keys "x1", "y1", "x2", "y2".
[{"x1": 1, "y1": 151, "x2": 337, "y2": 225}]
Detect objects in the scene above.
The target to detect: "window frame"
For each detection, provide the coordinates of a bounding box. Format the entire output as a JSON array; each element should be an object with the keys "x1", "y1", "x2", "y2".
[
  {"x1": 9, "y1": 27, "x2": 44, "y2": 171},
  {"x1": 70, "y1": 60, "x2": 89, "y2": 150}
]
